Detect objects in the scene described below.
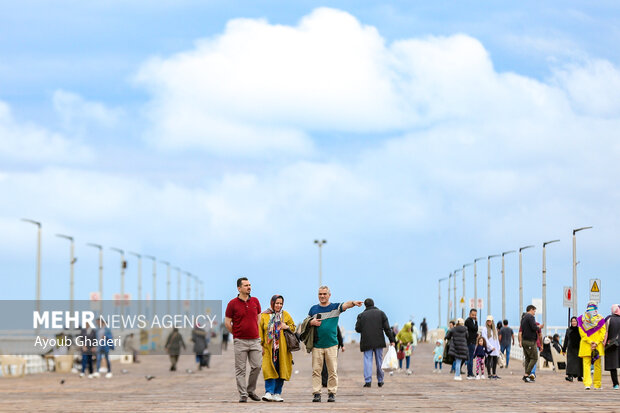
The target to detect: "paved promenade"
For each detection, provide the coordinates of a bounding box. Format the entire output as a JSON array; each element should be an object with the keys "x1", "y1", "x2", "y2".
[{"x1": 0, "y1": 342, "x2": 617, "y2": 412}]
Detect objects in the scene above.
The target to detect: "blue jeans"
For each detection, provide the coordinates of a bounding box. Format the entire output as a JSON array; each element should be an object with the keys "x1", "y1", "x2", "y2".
[
  {"x1": 398, "y1": 356, "x2": 410, "y2": 370},
  {"x1": 81, "y1": 354, "x2": 93, "y2": 374},
  {"x1": 96, "y1": 349, "x2": 110, "y2": 372},
  {"x1": 500, "y1": 344, "x2": 511, "y2": 367},
  {"x1": 363, "y1": 348, "x2": 384, "y2": 383},
  {"x1": 454, "y1": 358, "x2": 463, "y2": 377},
  {"x1": 265, "y1": 378, "x2": 284, "y2": 394},
  {"x1": 434, "y1": 361, "x2": 442, "y2": 370},
  {"x1": 467, "y1": 343, "x2": 475, "y2": 376}
]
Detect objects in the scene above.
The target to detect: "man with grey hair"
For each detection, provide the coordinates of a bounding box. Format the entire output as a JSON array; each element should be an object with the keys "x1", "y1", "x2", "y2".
[{"x1": 308, "y1": 286, "x2": 362, "y2": 403}]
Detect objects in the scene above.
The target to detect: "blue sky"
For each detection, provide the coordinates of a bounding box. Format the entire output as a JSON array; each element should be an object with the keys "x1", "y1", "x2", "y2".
[{"x1": 1, "y1": 1, "x2": 620, "y2": 335}]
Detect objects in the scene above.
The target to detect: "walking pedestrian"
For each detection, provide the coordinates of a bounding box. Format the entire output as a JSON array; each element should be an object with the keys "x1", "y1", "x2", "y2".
[
  {"x1": 94, "y1": 318, "x2": 114, "y2": 378},
  {"x1": 321, "y1": 326, "x2": 343, "y2": 388},
  {"x1": 308, "y1": 286, "x2": 362, "y2": 403},
  {"x1": 396, "y1": 322, "x2": 414, "y2": 374},
  {"x1": 355, "y1": 298, "x2": 395, "y2": 387},
  {"x1": 499, "y1": 319, "x2": 514, "y2": 368},
  {"x1": 473, "y1": 336, "x2": 488, "y2": 379},
  {"x1": 464, "y1": 308, "x2": 479, "y2": 379},
  {"x1": 562, "y1": 316, "x2": 583, "y2": 382},
  {"x1": 221, "y1": 324, "x2": 230, "y2": 351},
  {"x1": 164, "y1": 327, "x2": 186, "y2": 372},
  {"x1": 433, "y1": 339, "x2": 443, "y2": 373},
  {"x1": 225, "y1": 277, "x2": 262, "y2": 403},
  {"x1": 603, "y1": 304, "x2": 620, "y2": 389},
  {"x1": 191, "y1": 323, "x2": 209, "y2": 370},
  {"x1": 445, "y1": 318, "x2": 469, "y2": 381},
  {"x1": 481, "y1": 315, "x2": 501, "y2": 379},
  {"x1": 79, "y1": 323, "x2": 96, "y2": 378},
  {"x1": 420, "y1": 318, "x2": 428, "y2": 343},
  {"x1": 578, "y1": 301, "x2": 606, "y2": 390},
  {"x1": 519, "y1": 305, "x2": 539, "y2": 383},
  {"x1": 123, "y1": 333, "x2": 138, "y2": 363},
  {"x1": 259, "y1": 295, "x2": 296, "y2": 402}
]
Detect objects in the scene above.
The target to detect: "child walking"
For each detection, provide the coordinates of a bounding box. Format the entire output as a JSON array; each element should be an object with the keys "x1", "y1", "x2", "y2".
[
  {"x1": 433, "y1": 339, "x2": 443, "y2": 373},
  {"x1": 473, "y1": 336, "x2": 488, "y2": 380}
]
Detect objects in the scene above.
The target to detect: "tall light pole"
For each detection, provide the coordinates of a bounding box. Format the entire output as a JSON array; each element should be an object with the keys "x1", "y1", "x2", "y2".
[
  {"x1": 447, "y1": 273, "x2": 453, "y2": 324},
  {"x1": 453, "y1": 269, "x2": 460, "y2": 320},
  {"x1": 145, "y1": 255, "x2": 157, "y2": 318},
  {"x1": 110, "y1": 247, "x2": 126, "y2": 328},
  {"x1": 86, "y1": 243, "x2": 103, "y2": 302},
  {"x1": 22, "y1": 219, "x2": 42, "y2": 320},
  {"x1": 501, "y1": 250, "x2": 516, "y2": 322},
  {"x1": 487, "y1": 254, "x2": 500, "y2": 317},
  {"x1": 462, "y1": 263, "x2": 472, "y2": 318},
  {"x1": 314, "y1": 240, "x2": 327, "y2": 288},
  {"x1": 474, "y1": 257, "x2": 485, "y2": 314},
  {"x1": 518, "y1": 245, "x2": 534, "y2": 317},
  {"x1": 542, "y1": 239, "x2": 560, "y2": 337},
  {"x1": 128, "y1": 252, "x2": 142, "y2": 316},
  {"x1": 184, "y1": 271, "x2": 192, "y2": 315},
  {"x1": 572, "y1": 227, "x2": 592, "y2": 316},
  {"x1": 56, "y1": 234, "x2": 76, "y2": 314},
  {"x1": 173, "y1": 266, "x2": 181, "y2": 314},
  {"x1": 439, "y1": 277, "x2": 448, "y2": 328},
  {"x1": 160, "y1": 260, "x2": 170, "y2": 315}
]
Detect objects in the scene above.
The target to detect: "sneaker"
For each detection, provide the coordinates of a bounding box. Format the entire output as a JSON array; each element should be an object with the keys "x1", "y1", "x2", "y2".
[
  {"x1": 432, "y1": 369, "x2": 437, "y2": 373},
  {"x1": 87, "y1": 374, "x2": 93, "y2": 379},
  {"x1": 467, "y1": 376, "x2": 475, "y2": 380},
  {"x1": 248, "y1": 393, "x2": 261, "y2": 402},
  {"x1": 528, "y1": 374, "x2": 535, "y2": 381},
  {"x1": 328, "y1": 393, "x2": 336, "y2": 402},
  {"x1": 262, "y1": 392, "x2": 274, "y2": 402},
  {"x1": 481, "y1": 375, "x2": 485, "y2": 380},
  {"x1": 273, "y1": 394, "x2": 283, "y2": 402},
  {"x1": 495, "y1": 375, "x2": 501, "y2": 379},
  {"x1": 79, "y1": 373, "x2": 85, "y2": 378},
  {"x1": 454, "y1": 376, "x2": 462, "y2": 381},
  {"x1": 406, "y1": 369, "x2": 412, "y2": 375},
  {"x1": 613, "y1": 385, "x2": 619, "y2": 390},
  {"x1": 363, "y1": 382, "x2": 371, "y2": 388},
  {"x1": 239, "y1": 396, "x2": 248, "y2": 403},
  {"x1": 312, "y1": 393, "x2": 321, "y2": 403},
  {"x1": 105, "y1": 372, "x2": 112, "y2": 379},
  {"x1": 565, "y1": 376, "x2": 574, "y2": 382},
  {"x1": 476, "y1": 375, "x2": 480, "y2": 380},
  {"x1": 92, "y1": 372, "x2": 100, "y2": 378},
  {"x1": 378, "y1": 382, "x2": 384, "y2": 388},
  {"x1": 523, "y1": 377, "x2": 534, "y2": 383},
  {"x1": 585, "y1": 386, "x2": 591, "y2": 390},
  {"x1": 389, "y1": 371, "x2": 394, "y2": 376}
]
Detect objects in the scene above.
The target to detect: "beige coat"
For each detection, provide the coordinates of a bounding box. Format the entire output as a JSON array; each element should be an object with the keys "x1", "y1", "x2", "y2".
[{"x1": 259, "y1": 310, "x2": 296, "y2": 380}]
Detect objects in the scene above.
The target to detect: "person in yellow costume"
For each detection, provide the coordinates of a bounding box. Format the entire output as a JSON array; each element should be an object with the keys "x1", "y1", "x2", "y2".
[
  {"x1": 259, "y1": 294, "x2": 296, "y2": 402},
  {"x1": 578, "y1": 301, "x2": 606, "y2": 390}
]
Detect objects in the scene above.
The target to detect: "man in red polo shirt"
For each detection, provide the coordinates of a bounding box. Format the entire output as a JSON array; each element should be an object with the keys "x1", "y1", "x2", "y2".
[{"x1": 225, "y1": 277, "x2": 262, "y2": 402}]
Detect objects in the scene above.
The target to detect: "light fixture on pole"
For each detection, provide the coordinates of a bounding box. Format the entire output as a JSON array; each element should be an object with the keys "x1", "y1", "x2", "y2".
[
  {"x1": 518, "y1": 245, "x2": 534, "y2": 317},
  {"x1": 314, "y1": 240, "x2": 327, "y2": 288},
  {"x1": 487, "y1": 254, "x2": 500, "y2": 317},
  {"x1": 473, "y1": 257, "x2": 485, "y2": 316},
  {"x1": 145, "y1": 255, "x2": 156, "y2": 318},
  {"x1": 86, "y1": 243, "x2": 103, "y2": 302},
  {"x1": 128, "y1": 251, "x2": 142, "y2": 316},
  {"x1": 22, "y1": 218, "x2": 42, "y2": 326},
  {"x1": 542, "y1": 239, "x2": 560, "y2": 337},
  {"x1": 572, "y1": 226, "x2": 592, "y2": 316},
  {"x1": 462, "y1": 263, "x2": 472, "y2": 319},
  {"x1": 110, "y1": 247, "x2": 126, "y2": 330},
  {"x1": 501, "y1": 250, "x2": 516, "y2": 322},
  {"x1": 56, "y1": 234, "x2": 76, "y2": 315},
  {"x1": 438, "y1": 277, "x2": 448, "y2": 328}
]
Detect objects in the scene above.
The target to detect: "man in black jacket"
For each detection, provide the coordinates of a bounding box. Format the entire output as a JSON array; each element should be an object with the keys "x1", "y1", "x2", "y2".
[
  {"x1": 355, "y1": 298, "x2": 395, "y2": 387},
  {"x1": 464, "y1": 308, "x2": 478, "y2": 379},
  {"x1": 519, "y1": 305, "x2": 539, "y2": 383}
]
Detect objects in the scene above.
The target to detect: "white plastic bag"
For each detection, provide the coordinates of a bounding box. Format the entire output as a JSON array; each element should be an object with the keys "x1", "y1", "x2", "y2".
[{"x1": 381, "y1": 346, "x2": 399, "y2": 371}]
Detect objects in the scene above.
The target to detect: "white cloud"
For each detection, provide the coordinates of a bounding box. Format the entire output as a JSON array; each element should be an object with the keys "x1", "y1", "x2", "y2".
[
  {"x1": 53, "y1": 90, "x2": 122, "y2": 130},
  {"x1": 0, "y1": 100, "x2": 93, "y2": 164}
]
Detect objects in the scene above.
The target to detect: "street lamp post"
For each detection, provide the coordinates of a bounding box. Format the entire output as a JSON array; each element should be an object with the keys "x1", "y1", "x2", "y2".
[
  {"x1": 110, "y1": 247, "x2": 126, "y2": 329},
  {"x1": 160, "y1": 261, "x2": 170, "y2": 315},
  {"x1": 314, "y1": 240, "x2": 327, "y2": 288},
  {"x1": 145, "y1": 255, "x2": 156, "y2": 318},
  {"x1": 474, "y1": 257, "x2": 485, "y2": 313},
  {"x1": 501, "y1": 250, "x2": 516, "y2": 322},
  {"x1": 173, "y1": 266, "x2": 181, "y2": 314},
  {"x1": 462, "y1": 263, "x2": 472, "y2": 318},
  {"x1": 56, "y1": 234, "x2": 76, "y2": 314},
  {"x1": 447, "y1": 273, "x2": 452, "y2": 324},
  {"x1": 86, "y1": 243, "x2": 103, "y2": 302},
  {"x1": 572, "y1": 227, "x2": 592, "y2": 316},
  {"x1": 439, "y1": 277, "x2": 448, "y2": 328},
  {"x1": 487, "y1": 255, "x2": 500, "y2": 317},
  {"x1": 22, "y1": 219, "x2": 42, "y2": 321},
  {"x1": 453, "y1": 269, "x2": 460, "y2": 320},
  {"x1": 518, "y1": 245, "x2": 534, "y2": 317},
  {"x1": 542, "y1": 239, "x2": 560, "y2": 337},
  {"x1": 129, "y1": 252, "x2": 142, "y2": 315},
  {"x1": 184, "y1": 271, "x2": 192, "y2": 314}
]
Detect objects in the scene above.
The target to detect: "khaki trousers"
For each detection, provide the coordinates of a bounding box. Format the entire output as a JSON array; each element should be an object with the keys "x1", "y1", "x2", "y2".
[
  {"x1": 233, "y1": 338, "x2": 262, "y2": 397},
  {"x1": 312, "y1": 345, "x2": 338, "y2": 394}
]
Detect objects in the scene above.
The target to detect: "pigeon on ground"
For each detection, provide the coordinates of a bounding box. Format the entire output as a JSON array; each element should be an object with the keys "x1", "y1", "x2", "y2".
[
  {"x1": 145, "y1": 375, "x2": 155, "y2": 381},
  {"x1": 60, "y1": 379, "x2": 65, "y2": 384}
]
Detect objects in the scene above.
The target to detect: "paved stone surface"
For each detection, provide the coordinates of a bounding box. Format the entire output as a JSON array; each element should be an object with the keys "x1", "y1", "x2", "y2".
[{"x1": 0, "y1": 342, "x2": 618, "y2": 412}]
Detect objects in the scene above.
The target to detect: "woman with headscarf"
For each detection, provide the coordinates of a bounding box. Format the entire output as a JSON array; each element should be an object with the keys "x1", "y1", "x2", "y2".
[
  {"x1": 395, "y1": 322, "x2": 414, "y2": 374},
  {"x1": 191, "y1": 322, "x2": 209, "y2": 370},
  {"x1": 445, "y1": 318, "x2": 469, "y2": 381},
  {"x1": 259, "y1": 295, "x2": 296, "y2": 402},
  {"x1": 603, "y1": 304, "x2": 620, "y2": 389},
  {"x1": 562, "y1": 316, "x2": 583, "y2": 382},
  {"x1": 481, "y1": 315, "x2": 501, "y2": 379},
  {"x1": 578, "y1": 301, "x2": 606, "y2": 390}
]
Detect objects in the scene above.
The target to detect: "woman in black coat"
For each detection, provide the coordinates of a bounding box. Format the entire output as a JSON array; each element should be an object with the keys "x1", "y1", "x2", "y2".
[
  {"x1": 562, "y1": 316, "x2": 583, "y2": 382},
  {"x1": 604, "y1": 304, "x2": 620, "y2": 389},
  {"x1": 445, "y1": 318, "x2": 469, "y2": 381}
]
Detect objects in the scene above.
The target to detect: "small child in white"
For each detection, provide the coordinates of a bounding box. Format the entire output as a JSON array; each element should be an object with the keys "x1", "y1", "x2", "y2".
[{"x1": 433, "y1": 339, "x2": 443, "y2": 373}]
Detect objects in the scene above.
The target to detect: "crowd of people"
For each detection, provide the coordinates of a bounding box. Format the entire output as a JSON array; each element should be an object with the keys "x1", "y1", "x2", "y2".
[{"x1": 440, "y1": 302, "x2": 620, "y2": 390}]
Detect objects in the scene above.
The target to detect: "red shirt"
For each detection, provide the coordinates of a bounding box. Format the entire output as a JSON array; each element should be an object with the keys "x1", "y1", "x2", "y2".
[{"x1": 225, "y1": 295, "x2": 261, "y2": 339}]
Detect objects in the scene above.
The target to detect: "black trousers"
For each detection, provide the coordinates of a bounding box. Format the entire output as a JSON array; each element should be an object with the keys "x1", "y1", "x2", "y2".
[
  {"x1": 486, "y1": 355, "x2": 498, "y2": 375},
  {"x1": 611, "y1": 369, "x2": 619, "y2": 387}
]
